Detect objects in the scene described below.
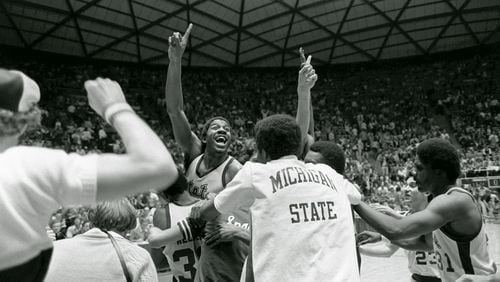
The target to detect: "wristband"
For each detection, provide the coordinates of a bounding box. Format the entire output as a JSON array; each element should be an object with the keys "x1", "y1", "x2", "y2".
[{"x1": 104, "y1": 103, "x2": 134, "y2": 125}]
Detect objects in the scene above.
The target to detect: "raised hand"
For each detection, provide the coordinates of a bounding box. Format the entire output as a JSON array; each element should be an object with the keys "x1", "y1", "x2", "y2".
[
  {"x1": 357, "y1": 231, "x2": 382, "y2": 245},
  {"x1": 168, "y1": 23, "x2": 193, "y2": 63},
  {"x1": 299, "y1": 47, "x2": 307, "y2": 67},
  {"x1": 84, "y1": 78, "x2": 128, "y2": 119},
  {"x1": 298, "y1": 54, "x2": 317, "y2": 93}
]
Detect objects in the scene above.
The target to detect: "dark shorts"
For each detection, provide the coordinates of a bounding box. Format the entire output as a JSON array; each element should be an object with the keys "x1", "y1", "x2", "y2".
[{"x1": 411, "y1": 273, "x2": 441, "y2": 282}]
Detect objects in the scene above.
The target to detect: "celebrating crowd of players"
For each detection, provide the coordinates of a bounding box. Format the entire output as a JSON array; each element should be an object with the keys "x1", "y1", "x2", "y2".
[{"x1": 0, "y1": 23, "x2": 499, "y2": 282}]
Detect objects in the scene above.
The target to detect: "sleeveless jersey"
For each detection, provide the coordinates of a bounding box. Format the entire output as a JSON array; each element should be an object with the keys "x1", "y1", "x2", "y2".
[
  {"x1": 432, "y1": 187, "x2": 497, "y2": 282},
  {"x1": 216, "y1": 156, "x2": 360, "y2": 282},
  {"x1": 157, "y1": 202, "x2": 202, "y2": 282},
  {"x1": 185, "y1": 154, "x2": 250, "y2": 282},
  {"x1": 185, "y1": 154, "x2": 235, "y2": 199},
  {"x1": 406, "y1": 250, "x2": 440, "y2": 278}
]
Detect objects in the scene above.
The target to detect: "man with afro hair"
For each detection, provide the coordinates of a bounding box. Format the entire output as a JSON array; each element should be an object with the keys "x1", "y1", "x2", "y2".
[{"x1": 354, "y1": 138, "x2": 497, "y2": 282}]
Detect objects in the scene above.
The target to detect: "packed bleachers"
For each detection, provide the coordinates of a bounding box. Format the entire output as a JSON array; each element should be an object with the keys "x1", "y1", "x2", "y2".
[{"x1": 1, "y1": 46, "x2": 499, "y2": 240}]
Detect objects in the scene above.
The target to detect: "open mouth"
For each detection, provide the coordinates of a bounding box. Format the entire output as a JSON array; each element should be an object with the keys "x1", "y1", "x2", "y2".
[{"x1": 214, "y1": 135, "x2": 228, "y2": 146}]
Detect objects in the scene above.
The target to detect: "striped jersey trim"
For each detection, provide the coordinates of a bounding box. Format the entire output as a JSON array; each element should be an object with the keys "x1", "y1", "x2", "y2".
[{"x1": 177, "y1": 219, "x2": 193, "y2": 241}]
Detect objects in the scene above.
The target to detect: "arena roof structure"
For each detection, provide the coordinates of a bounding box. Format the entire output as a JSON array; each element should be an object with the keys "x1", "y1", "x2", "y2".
[{"x1": 0, "y1": 0, "x2": 499, "y2": 67}]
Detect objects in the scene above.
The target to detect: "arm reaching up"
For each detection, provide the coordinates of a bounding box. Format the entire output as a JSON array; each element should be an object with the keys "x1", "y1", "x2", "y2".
[
  {"x1": 84, "y1": 78, "x2": 179, "y2": 201},
  {"x1": 296, "y1": 49, "x2": 317, "y2": 157},
  {"x1": 164, "y1": 23, "x2": 202, "y2": 161}
]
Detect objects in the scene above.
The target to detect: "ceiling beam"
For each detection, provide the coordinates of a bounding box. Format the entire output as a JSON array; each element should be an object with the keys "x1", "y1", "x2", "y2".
[
  {"x1": 188, "y1": 5, "x2": 328, "y2": 65},
  {"x1": 143, "y1": 48, "x2": 231, "y2": 66},
  {"x1": 88, "y1": 0, "x2": 207, "y2": 58},
  {"x1": 281, "y1": 0, "x2": 299, "y2": 67},
  {"x1": 363, "y1": 0, "x2": 426, "y2": 56},
  {"x1": 128, "y1": 0, "x2": 141, "y2": 63},
  {"x1": 189, "y1": 0, "x2": 333, "y2": 53},
  {"x1": 328, "y1": 0, "x2": 354, "y2": 63},
  {"x1": 65, "y1": 0, "x2": 88, "y2": 57},
  {"x1": 443, "y1": 0, "x2": 480, "y2": 45},
  {"x1": 375, "y1": 0, "x2": 412, "y2": 60},
  {"x1": 241, "y1": 0, "x2": 375, "y2": 66},
  {"x1": 480, "y1": 24, "x2": 500, "y2": 44},
  {"x1": 0, "y1": 1, "x2": 27, "y2": 47},
  {"x1": 427, "y1": 0, "x2": 473, "y2": 53},
  {"x1": 277, "y1": 0, "x2": 376, "y2": 61},
  {"x1": 28, "y1": 0, "x2": 102, "y2": 49},
  {"x1": 235, "y1": 0, "x2": 245, "y2": 66}
]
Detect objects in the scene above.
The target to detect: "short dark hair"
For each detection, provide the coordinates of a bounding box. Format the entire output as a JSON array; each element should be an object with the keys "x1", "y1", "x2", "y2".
[
  {"x1": 309, "y1": 141, "x2": 346, "y2": 174},
  {"x1": 160, "y1": 170, "x2": 188, "y2": 200},
  {"x1": 255, "y1": 114, "x2": 301, "y2": 160},
  {"x1": 417, "y1": 138, "x2": 461, "y2": 183},
  {"x1": 201, "y1": 116, "x2": 231, "y2": 139},
  {"x1": 88, "y1": 199, "x2": 138, "y2": 233}
]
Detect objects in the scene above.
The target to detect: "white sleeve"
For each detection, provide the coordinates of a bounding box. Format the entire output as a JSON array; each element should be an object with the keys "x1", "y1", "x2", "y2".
[
  {"x1": 7, "y1": 146, "x2": 98, "y2": 207},
  {"x1": 214, "y1": 163, "x2": 254, "y2": 214},
  {"x1": 340, "y1": 177, "x2": 362, "y2": 205},
  {"x1": 316, "y1": 163, "x2": 361, "y2": 205}
]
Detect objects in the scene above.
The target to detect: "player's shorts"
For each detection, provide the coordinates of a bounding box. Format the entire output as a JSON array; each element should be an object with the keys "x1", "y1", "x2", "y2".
[{"x1": 411, "y1": 273, "x2": 441, "y2": 282}]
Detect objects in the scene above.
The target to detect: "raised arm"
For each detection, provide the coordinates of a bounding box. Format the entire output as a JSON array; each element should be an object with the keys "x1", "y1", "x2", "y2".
[
  {"x1": 296, "y1": 50, "x2": 317, "y2": 157},
  {"x1": 82, "y1": 78, "x2": 178, "y2": 201},
  {"x1": 165, "y1": 24, "x2": 202, "y2": 160}
]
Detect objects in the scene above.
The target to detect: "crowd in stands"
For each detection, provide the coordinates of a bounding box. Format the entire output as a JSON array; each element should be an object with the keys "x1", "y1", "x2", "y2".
[{"x1": 1, "y1": 46, "x2": 499, "y2": 240}]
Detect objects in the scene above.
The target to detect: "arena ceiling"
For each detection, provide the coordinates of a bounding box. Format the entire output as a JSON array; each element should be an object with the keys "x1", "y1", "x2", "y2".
[{"x1": 0, "y1": 0, "x2": 499, "y2": 67}]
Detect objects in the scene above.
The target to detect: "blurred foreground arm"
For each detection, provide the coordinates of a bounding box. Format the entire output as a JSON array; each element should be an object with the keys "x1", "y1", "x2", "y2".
[{"x1": 84, "y1": 78, "x2": 178, "y2": 201}]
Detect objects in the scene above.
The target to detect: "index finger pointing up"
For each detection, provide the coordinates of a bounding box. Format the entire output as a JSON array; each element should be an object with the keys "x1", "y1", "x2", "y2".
[{"x1": 183, "y1": 23, "x2": 193, "y2": 41}]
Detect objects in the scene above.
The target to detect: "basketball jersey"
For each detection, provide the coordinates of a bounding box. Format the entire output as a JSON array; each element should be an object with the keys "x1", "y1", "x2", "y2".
[
  {"x1": 406, "y1": 250, "x2": 440, "y2": 278},
  {"x1": 234, "y1": 157, "x2": 360, "y2": 282},
  {"x1": 432, "y1": 187, "x2": 497, "y2": 282},
  {"x1": 185, "y1": 154, "x2": 250, "y2": 282},
  {"x1": 158, "y1": 202, "x2": 202, "y2": 282},
  {"x1": 185, "y1": 154, "x2": 235, "y2": 199}
]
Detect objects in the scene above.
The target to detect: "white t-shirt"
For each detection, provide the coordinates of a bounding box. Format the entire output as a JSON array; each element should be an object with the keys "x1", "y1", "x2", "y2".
[
  {"x1": 215, "y1": 155, "x2": 360, "y2": 282},
  {"x1": 0, "y1": 146, "x2": 97, "y2": 270}
]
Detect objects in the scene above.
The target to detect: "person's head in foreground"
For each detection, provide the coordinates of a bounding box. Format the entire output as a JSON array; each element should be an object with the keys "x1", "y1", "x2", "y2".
[
  {"x1": 88, "y1": 199, "x2": 138, "y2": 236},
  {"x1": 305, "y1": 141, "x2": 346, "y2": 174},
  {"x1": 414, "y1": 138, "x2": 460, "y2": 195},
  {"x1": 0, "y1": 68, "x2": 41, "y2": 148},
  {"x1": 201, "y1": 116, "x2": 232, "y2": 155},
  {"x1": 254, "y1": 114, "x2": 301, "y2": 161}
]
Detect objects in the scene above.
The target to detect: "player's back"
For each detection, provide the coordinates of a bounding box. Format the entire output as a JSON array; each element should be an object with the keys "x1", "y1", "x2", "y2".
[{"x1": 244, "y1": 157, "x2": 360, "y2": 282}]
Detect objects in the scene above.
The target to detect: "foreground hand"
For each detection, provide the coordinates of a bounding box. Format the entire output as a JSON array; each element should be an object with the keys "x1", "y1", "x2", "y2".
[
  {"x1": 357, "y1": 231, "x2": 382, "y2": 245},
  {"x1": 299, "y1": 47, "x2": 306, "y2": 66},
  {"x1": 168, "y1": 23, "x2": 193, "y2": 62},
  {"x1": 189, "y1": 201, "x2": 203, "y2": 220},
  {"x1": 84, "y1": 78, "x2": 127, "y2": 118},
  {"x1": 204, "y1": 223, "x2": 239, "y2": 247}
]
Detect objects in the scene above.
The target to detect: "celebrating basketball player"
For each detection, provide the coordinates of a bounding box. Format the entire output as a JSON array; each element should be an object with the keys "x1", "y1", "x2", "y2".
[
  {"x1": 354, "y1": 138, "x2": 497, "y2": 282},
  {"x1": 164, "y1": 24, "x2": 250, "y2": 281},
  {"x1": 190, "y1": 114, "x2": 361, "y2": 281}
]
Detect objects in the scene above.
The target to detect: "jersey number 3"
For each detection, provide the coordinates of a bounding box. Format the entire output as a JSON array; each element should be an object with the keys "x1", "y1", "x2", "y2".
[{"x1": 173, "y1": 248, "x2": 196, "y2": 281}]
